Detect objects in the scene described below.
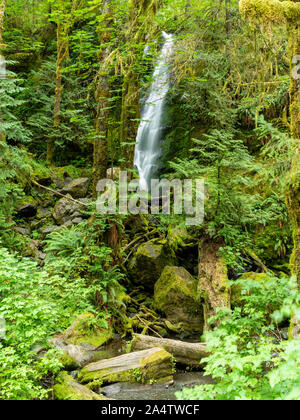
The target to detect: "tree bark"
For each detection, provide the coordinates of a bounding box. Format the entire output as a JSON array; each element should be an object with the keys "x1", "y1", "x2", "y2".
[
  {"x1": 198, "y1": 241, "x2": 231, "y2": 331},
  {"x1": 131, "y1": 334, "x2": 208, "y2": 367},
  {"x1": 93, "y1": 0, "x2": 113, "y2": 198},
  {"x1": 240, "y1": 0, "x2": 300, "y2": 287}
]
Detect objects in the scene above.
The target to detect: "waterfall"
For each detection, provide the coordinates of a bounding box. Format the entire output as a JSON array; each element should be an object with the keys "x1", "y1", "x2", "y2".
[{"x1": 134, "y1": 32, "x2": 174, "y2": 192}]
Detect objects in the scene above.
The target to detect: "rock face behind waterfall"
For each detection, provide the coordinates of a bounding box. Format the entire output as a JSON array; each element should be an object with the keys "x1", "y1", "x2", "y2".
[{"x1": 134, "y1": 32, "x2": 174, "y2": 191}]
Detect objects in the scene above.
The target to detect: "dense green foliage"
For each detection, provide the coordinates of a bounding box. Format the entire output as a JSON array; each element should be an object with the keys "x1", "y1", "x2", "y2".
[
  {"x1": 177, "y1": 275, "x2": 300, "y2": 400},
  {"x1": 0, "y1": 0, "x2": 299, "y2": 401}
]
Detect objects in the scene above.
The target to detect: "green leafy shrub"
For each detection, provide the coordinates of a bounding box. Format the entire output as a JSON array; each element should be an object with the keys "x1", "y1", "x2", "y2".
[
  {"x1": 0, "y1": 247, "x2": 96, "y2": 400},
  {"x1": 176, "y1": 275, "x2": 300, "y2": 401}
]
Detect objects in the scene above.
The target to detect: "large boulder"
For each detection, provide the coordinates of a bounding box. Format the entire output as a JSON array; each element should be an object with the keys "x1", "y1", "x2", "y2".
[
  {"x1": 61, "y1": 178, "x2": 90, "y2": 198},
  {"x1": 52, "y1": 195, "x2": 87, "y2": 225},
  {"x1": 154, "y1": 266, "x2": 204, "y2": 332},
  {"x1": 53, "y1": 371, "x2": 108, "y2": 400},
  {"x1": 78, "y1": 347, "x2": 174, "y2": 386},
  {"x1": 129, "y1": 241, "x2": 175, "y2": 289}
]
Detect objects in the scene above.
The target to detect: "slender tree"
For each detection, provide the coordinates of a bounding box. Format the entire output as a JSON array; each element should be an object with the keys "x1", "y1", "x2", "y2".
[
  {"x1": 240, "y1": 0, "x2": 300, "y2": 287},
  {"x1": 93, "y1": 0, "x2": 114, "y2": 198},
  {"x1": 47, "y1": 0, "x2": 83, "y2": 165}
]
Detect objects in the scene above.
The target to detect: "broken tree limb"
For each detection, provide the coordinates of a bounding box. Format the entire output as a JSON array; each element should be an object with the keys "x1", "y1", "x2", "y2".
[
  {"x1": 131, "y1": 334, "x2": 208, "y2": 368},
  {"x1": 31, "y1": 179, "x2": 89, "y2": 207}
]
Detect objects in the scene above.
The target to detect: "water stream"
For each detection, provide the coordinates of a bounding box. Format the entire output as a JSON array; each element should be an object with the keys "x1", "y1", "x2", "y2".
[{"x1": 134, "y1": 32, "x2": 174, "y2": 192}]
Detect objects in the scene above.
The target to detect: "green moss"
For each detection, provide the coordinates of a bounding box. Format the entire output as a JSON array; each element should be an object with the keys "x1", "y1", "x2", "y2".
[
  {"x1": 53, "y1": 371, "x2": 106, "y2": 400},
  {"x1": 63, "y1": 313, "x2": 114, "y2": 348},
  {"x1": 59, "y1": 354, "x2": 80, "y2": 371},
  {"x1": 239, "y1": 0, "x2": 300, "y2": 25},
  {"x1": 78, "y1": 348, "x2": 174, "y2": 386},
  {"x1": 129, "y1": 240, "x2": 176, "y2": 288}
]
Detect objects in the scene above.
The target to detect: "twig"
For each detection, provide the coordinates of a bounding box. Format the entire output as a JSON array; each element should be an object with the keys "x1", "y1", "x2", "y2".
[{"x1": 136, "y1": 315, "x2": 163, "y2": 339}]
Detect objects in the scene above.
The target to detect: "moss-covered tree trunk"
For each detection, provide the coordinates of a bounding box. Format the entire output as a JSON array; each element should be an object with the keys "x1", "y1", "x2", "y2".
[
  {"x1": 198, "y1": 241, "x2": 231, "y2": 331},
  {"x1": 93, "y1": 0, "x2": 113, "y2": 198},
  {"x1": 240, "y1": 0, "x2": 300, "y2": 287},
  {"x1": 0, "y1": 0, "x2": 6, "y2": 143},
  {"x1": 286, "y1": 18, "x2": 300, "y2": 284}
]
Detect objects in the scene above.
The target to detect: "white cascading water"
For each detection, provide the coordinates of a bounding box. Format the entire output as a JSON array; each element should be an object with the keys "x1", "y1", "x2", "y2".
[{"x1": 134, "y1": 32, "x2": 174, "y2": 192}]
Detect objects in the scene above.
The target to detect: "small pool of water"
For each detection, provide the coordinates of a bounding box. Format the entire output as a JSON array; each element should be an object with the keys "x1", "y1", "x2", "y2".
[{"x1": 101, "y1": 372, "x2": 214, "y2": 401}]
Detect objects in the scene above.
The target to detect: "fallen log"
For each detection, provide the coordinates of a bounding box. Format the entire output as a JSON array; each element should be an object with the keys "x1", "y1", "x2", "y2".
[
  {"x1": 78, "y1": 347, "x2": 174, "y2": 385},
  {"x1": 131, "y1": 334, "x2": 208, "y2": 367}
]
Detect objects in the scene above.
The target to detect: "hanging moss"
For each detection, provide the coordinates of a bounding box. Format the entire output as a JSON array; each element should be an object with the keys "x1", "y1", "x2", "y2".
[{"x1": 240, "y1": 0, "x2": 300, "y2": 25}]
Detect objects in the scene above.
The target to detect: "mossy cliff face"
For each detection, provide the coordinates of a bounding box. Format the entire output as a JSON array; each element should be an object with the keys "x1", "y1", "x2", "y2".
[
  {"x1": 53, "y1": 371, "x2": 107, "y2": 400},
  {"x1": 63, "y1": 313, "x2": 114, "y2": 348},
  {"x1": 129, "y1": 241, "x2": 176, "y2": 289},
  {"x1": 154, "y1": 266, "x2": 204, "y2": 333},
  {"x1": 78, "y1": 347, "x2": 174, "y2": 386}
]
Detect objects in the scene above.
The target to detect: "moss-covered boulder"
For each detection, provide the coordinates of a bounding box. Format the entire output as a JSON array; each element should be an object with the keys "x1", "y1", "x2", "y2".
[
  {"x1": 61, "y1": 178, "x2": 90, "y2": 198},
  {"x1": 129, "y1": 241, "x2": 175, "y2": 289},
  {"x1": 231, "y1": 272, "x2": 274, "y2": 307},
  {"x1": 53, "y1": 371, "x2": 107, "y2": 400},
  {"x1": 78, "y1": 347, "x2": 174, "y2": 386},
  {"x1": 154, "y1": 266, "x2": 204, "y2": 332},
  {"x1": 63, "y1": 313, "x2": 114, "y2": 348}
]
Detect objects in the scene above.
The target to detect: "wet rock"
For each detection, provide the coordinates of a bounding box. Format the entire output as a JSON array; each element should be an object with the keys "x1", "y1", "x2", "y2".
[
  {"x1": 154, "y1": 266, "x2": 204, "y2": 333},
  {"x1": 61, "y1": 178, "x2": 90, "y2": 198},
  {"x1": 40, "y1": 226, "x2": 60, "y2": 237},
  {"x1": 52, "y1": 194, "x2": 85, "y2": 225},
  {"x1": 129, "y1": 241, "x2": 175, "y2": 289},
  {"x1": 15, "y1": 226, "x2": 30, "y2": 236},
  {"x1": 72, "y1": 217, "x2": 83, "y2": 225},
  {"x1": 78, "y1": 347, "x2": 174, "y2": 386},
  {"x1": 53, "y1": 371, "x2": 107, "y2": 400}
]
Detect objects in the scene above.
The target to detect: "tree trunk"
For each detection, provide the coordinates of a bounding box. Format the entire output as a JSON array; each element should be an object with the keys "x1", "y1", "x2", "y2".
[
  {"x1": 131, "y1": 334, "x2": 208, "y2": 367},
  {"x1": 225, "y1": 0, "x2": 233, "y2": 39},
  {"x1": 198, "y1": 241, "x2": 231, "y2": 330},
  {"x1": 286, "y1": 19, "x2": 300, "y2": 286},
  {"x1": 93, "y1": 0, "x2": 113, "y2": 198}
]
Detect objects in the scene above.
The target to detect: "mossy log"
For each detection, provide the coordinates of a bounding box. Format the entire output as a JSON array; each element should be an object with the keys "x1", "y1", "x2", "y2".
[
  {"x1": 131, "y1": 334, "x2": 208, "y2": 367},
  {"x1": 78, "y1": 347, "x2": 174, "y2": 385},
  {"x1": 53, "y1": 371, "x2": 108, "y2": 400}
]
